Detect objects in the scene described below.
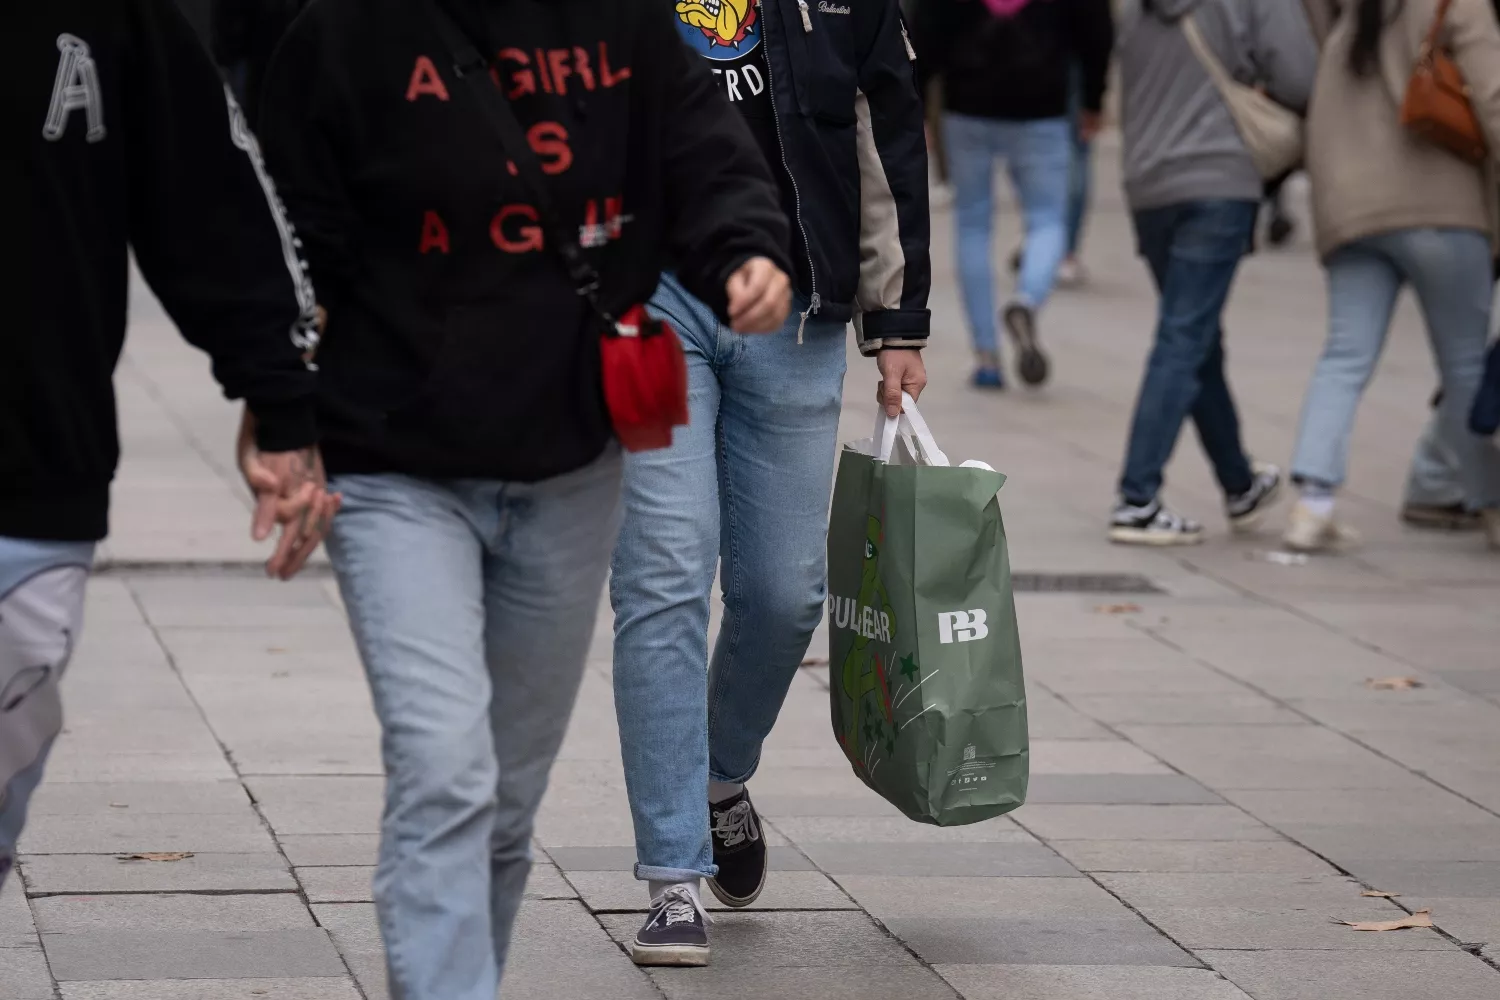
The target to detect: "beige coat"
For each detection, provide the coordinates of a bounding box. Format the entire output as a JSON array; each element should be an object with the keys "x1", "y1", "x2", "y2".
[{"x1": 1303, "y1": 0, "x2": 1500, "y2": 258}]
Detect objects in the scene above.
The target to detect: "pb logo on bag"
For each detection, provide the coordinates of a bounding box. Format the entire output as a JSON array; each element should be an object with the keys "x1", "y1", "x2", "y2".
[{"x1": 938, "y1": 610, "x2": 989, "y2": 644}]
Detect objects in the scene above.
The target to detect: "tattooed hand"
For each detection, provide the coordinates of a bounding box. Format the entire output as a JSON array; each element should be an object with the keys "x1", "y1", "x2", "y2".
[{"x1": 237, "y1": 409, "x2": 342, "y2": 581}]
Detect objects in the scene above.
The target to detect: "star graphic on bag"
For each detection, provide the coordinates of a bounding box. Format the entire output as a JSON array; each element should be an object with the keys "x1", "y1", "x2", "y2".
[{"x1": 899, "y1": 653, "x2": 919, "y2": 682}]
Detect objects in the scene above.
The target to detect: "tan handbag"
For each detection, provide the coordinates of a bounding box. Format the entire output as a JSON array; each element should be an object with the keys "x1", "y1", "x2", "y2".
[
  {"x1": 1181, "y1": 15, "x2": 1305, "y2": 179},
  {"x1": 1401, "y1": 0, "x2": 1487, "y2": 163}
]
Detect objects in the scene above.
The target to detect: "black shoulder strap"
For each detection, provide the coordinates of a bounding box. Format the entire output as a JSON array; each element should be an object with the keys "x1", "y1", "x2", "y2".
[{"x1": 421, "y1": 0, "x2": 613, "y2": 325}]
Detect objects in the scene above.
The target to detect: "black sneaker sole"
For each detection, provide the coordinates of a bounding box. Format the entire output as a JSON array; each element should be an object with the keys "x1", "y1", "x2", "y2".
[
  {"x1": 1004, "y1": 305, "x2": 1049, "y2": 386},
  {"x1": 630, "y1": 940, "x2": 710, "y2": 967},
  {"x1": 706, "y1": 864, "x2": 766, "y2": 909}
]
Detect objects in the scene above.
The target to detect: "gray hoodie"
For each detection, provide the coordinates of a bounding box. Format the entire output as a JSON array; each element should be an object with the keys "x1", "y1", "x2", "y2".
[{"x1": 1119, "y1": 0, "x2": 1318, "y2": 212}]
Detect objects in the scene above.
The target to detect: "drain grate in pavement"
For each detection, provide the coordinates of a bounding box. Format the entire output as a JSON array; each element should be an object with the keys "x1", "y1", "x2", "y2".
[{"x1": 1011, "y1": 572, "x2": 1163, "y2": 594}]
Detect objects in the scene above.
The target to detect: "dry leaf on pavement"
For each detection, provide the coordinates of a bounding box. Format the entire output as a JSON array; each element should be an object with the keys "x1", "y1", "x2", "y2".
[
  {"x1": 116, "y1": 852, "x2": 194, "y2": 863},
  {"x1": 1095, "y1": 603, "x2": 1143, "y2": 615},
  {"x1": 1339, "y1": 909, "x2": 1432, "y2": 932},
  {"x1": 1362, "y1": 890, "x2": 1401, "y2": 898},
  {"x1": 1366, "y1": 677, "x2": 1424, "y2": 690},
  {"x1": 800, "y1": 657, "x2": 829, "y2": 667}
]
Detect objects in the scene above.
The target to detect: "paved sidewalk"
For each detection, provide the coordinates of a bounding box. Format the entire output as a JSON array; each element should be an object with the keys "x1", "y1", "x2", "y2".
[{"x1": 7, "y1": 144, "x2": 1500, "y2": 1000}]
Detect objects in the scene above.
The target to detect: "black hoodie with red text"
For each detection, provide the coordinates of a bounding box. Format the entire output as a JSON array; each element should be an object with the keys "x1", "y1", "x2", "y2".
[{"x1": 258, "y1": 0, "x2": 792, "y2": 482}]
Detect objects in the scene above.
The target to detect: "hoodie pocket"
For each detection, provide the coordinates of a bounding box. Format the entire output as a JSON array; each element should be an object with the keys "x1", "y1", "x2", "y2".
[{"x1": 387, "y1": 299, "x2": 593, "y2": 458}]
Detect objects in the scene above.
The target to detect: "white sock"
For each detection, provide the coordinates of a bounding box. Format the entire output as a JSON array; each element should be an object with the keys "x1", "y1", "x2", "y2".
[
  {"x1": 708, "y1": 781, "x2": 744, "y2": 804},
  {"x1": 1299, "y1": 494, "x2": 1336, "y2": 519},
  {"x1": 648, "y1": 878, "x2": 700, "y2": 904}
]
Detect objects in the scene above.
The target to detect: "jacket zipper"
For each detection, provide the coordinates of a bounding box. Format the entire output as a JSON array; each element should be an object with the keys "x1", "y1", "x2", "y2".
[{"x1": 760, "y1": 0, "x2": 820, "y2": 341}]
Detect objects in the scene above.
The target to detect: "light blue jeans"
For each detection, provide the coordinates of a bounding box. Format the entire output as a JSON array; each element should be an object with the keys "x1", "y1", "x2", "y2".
[
  {"x1": 1404, "y1": 413, "x2": 1466, "y2": 508},
  {"x1": 610, "y1": 274, "x2": 847, "y2": 884},
  {"x1": 327, "y1": 452, "x2": 623, "y2": 1000},
  {"x1": 0, "y1": 537, "x2": 94, "y2": 892},
  {"x1": 1066, "y1": 63, "x2": 1092, "y2": 257},
  {"x1": 1292, "y1": 228, "x2": 1500, "y2": 508},
  {"x1": 944, "y1": 113, "x2": 1071, "y2": 354}
]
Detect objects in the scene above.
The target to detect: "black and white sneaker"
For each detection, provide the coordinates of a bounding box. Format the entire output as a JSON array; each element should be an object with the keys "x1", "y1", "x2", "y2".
[
  {"x1": 1226, "y1": 462, "x2": 1284, "y2": 533},
  {"x1": 630, "y1": 885, "x2": 709, "y2": 967},
  {"x1": 1003, "y1": 303, "x2": 1050, "y2": 386},
  {"x1": 706, "y1": 789, "x2": 766, "y2": 908},
  {"x1": 1109, "y1": 498, "x2": 1204, "y2": 546}
]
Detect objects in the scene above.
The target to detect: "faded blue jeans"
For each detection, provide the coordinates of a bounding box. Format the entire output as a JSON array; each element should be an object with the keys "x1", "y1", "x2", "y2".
[
  {"x1": 945, "y1": 113, "x2": 1072, "y2": 355},
  {"x1": 1066, "y1": 62, "x2": 1092, "y2": 257},
  {"x1": 610, "y1": 274, "x2": 847, "y2": 884},
  {"x1": 0, "y1": 537, "x2": 94, "y2": 892},
  {"x1": 1120, "y1": 200, "x2": 1258, "y2": 505},
  {"x1": 1293, "y1": 228, "x2": 1500, "y2": 508},
  {"x1": 327, "y1": 451, "x2": 623, "y2": 1000}
]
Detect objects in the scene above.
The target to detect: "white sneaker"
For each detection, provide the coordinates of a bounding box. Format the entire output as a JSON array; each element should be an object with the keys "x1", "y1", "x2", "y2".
[{"x1": 1283, "y1": 501, "x2": 1359, "y2": 553}]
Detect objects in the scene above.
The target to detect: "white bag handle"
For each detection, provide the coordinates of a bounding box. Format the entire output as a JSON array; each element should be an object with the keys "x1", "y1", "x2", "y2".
[{"x1": 875, "y1": 393, "x2": 951, "y2": 467}]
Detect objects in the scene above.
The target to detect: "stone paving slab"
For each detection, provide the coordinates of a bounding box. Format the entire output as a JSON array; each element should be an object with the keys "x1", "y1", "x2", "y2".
[
  {"x1": 40, "y1": 929, "x2": 346, "y2": 982},
  {"x1": 798, "y1": 843, "x2": 1082, "y2": 878},
  {"x1": 59, "y1": 980, "x2": 363, "y2": 1000},
  {"x1": 1016, "y1": 805, "x2": 1281, "y2": 842},
  {"x1": 31, "y1": 892, "x2": 314, "y2": 932},
  {"x1": 1023, "y1": 774, "x2": 1223, "y2": 805},
  {"x1": 1049, "y1": 840, "x2": 1339, "y2": 875},
  {"x1": 1338, "y1": 860, "x2": 1500, "y2": 898},
  {"x1": 881, "y1": 917, "x2": 1199, "y2": 967},
  {"x1": 276, "y1": 835, "x2": 380, "y2": 868},
  {"x1": 935, "y1": 965, "x2": 1255, "y2": 1000},
  {"x1": 598, "y1": 910, "x2": 923, "y2": 969},
  {"x1": 1398, "y1": 897, "x2": 1500, "y2": 945},
  {"x1": 19, "y1": 810, "x2": 278, "y2": 855},
  {"x1": 765, "y1": 815, "x2": 1033, "y2": 845},
  {"x1": 20, "y1": 852, "x2": 296, "y2": 894},
  {"x1": 836, "y1": 876, "x2": 1134, "y2": 920},
  {"x1": 0, "y1": 945, "x2": 55, "y2": 1000},
  {"x1": 1202, "y1": 950, "x2": 1500, "y2": 1000},
  {"x1": 571, "y1": 870, "x2": 857, "y2": 912},
  {"x1": 638, "y1": 965, "x2": 961, "y2": 1000}
]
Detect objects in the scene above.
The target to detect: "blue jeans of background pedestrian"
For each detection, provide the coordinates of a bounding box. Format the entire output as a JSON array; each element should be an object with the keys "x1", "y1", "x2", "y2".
[
  {"x1": 0, "y1": 537, "x2": 93, "y2": 892},
  {"x1": 1119, "y1": 200, "x2": 1258, "y2": 505},
  {"x1": 944, "y1": 113, "x2": 1071, "y2": 355},
  {"x1": 1292, "y1": 227, "x2": 1500, "y2": 507},
  {"x1": 1066, "y1": 62, "x2": 1091, "y2": 257},
  {"x1": 327, "y1": 454, "x2": 623, "y2": 1000},
  {"x1": 611, "y1": 274, "x2": 846, "y2": 884}
]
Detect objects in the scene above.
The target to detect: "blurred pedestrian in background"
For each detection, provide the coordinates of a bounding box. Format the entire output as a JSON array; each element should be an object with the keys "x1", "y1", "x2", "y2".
[
  {"x1": 1110, "y1": 0, "x2": 1315, "y2": 545},
  {"x1": 914, "y1": 0, "x2": 1114, "y2": 390},
  {"x1": 256, "y1": 0, "x2": 793, "y2": 994},
  {"x1": 1288, "y1": 0, "x2": 1500, "y2": 553},
  {"x1": 4, "y1": 0, "x2": 335, "y2": 890}
]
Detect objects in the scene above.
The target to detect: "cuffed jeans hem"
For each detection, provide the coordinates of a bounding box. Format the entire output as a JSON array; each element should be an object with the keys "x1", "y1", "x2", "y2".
[{"x1": 635, "y1": 863, "x2": 717, "y2": 882}]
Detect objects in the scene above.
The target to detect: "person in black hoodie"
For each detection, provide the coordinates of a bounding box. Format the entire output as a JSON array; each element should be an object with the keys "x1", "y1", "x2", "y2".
[
  {"x1": 915, "y1": 0, "x2": 1113, "y2": 389},
  {"x1": 2, "y1": 0, "x2": 336, "y2": 889},
  {"x1": 256, "y1": 1, "x2": 792, "y2": 995}
]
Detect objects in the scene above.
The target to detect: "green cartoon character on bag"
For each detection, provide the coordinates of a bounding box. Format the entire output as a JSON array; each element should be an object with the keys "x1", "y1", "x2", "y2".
[{"x1": 835, "y1": 515, "x2": 902, "y2": 771}]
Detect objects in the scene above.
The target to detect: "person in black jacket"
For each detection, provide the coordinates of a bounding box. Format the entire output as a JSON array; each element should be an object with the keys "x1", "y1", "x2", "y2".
[
  {"x1": 2, "y1": 0, "x2": 336, "y2": 890},
  {"x1": 608, "y1": 0, "x2": 931, "y2": 968},
  {"x1": 256, "y1": 1, "x2": 793, "y2": 994},
  {"x1": 915, "y1": 0, "x2": 1113, "y2": 388}
]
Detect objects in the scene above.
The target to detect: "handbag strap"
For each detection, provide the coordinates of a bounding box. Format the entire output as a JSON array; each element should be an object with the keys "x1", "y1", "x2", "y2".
[
  {"x1": 1180, "y1": 14, "x2": 1241, "y2": 100},
  {"x1": 420, "y1": 0, "x2": 615, "y2": 328},
  {"x1": 1423, "y1": 0, "x2": 1455, "y2": 57}
]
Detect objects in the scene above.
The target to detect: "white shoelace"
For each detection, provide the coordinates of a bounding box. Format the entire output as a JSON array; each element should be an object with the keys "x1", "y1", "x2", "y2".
[
  {"x1": 651, "y1": 885, "x2": 710, "y2": 927},
  {"x1": 711, "y1": 800, "x2": 760, "y2": 849}
]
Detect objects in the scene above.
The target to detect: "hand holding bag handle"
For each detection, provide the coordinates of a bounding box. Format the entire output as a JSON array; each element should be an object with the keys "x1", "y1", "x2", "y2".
[{"x1": 875, "y1": 393, "x2": 951, "y2": 467}]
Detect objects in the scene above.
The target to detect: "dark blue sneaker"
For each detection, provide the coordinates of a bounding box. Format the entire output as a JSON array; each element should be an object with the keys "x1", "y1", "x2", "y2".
[{"x1": 972, "y1": 366, "x2": 1005, "y2": 390}]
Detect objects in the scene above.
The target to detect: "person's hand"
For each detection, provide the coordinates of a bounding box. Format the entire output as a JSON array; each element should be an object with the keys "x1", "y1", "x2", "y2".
[
  {"x1": 1077, "y1": 110, "x2": 1103, "y2": 144},
  {"x1": 876, "y1": 350, "x2": 928, "y2": 418},
  {"x1": 725, "y1": 257, "x2": 791, "y2": 334},
  {"x1": 237, "y1": 409, "x2": 341, "y2": 581}
]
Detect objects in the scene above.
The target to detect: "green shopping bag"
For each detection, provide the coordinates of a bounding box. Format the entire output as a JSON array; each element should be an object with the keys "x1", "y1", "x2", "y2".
[{"x1": 827, "y1": 395, "x2": 1028, "y2": 825}]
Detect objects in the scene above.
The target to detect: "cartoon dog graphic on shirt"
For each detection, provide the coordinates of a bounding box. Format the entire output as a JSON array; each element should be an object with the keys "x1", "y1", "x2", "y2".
[{"x1": 677, "y1": 0, "x2": 756, "y2": 47}]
